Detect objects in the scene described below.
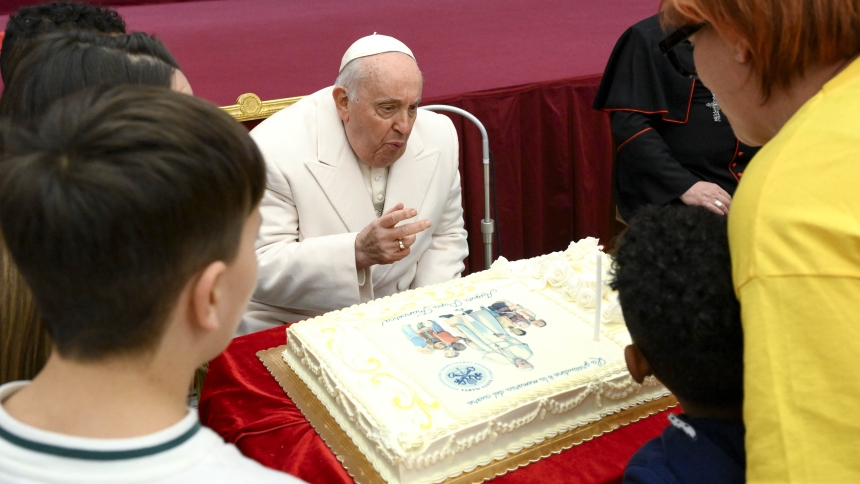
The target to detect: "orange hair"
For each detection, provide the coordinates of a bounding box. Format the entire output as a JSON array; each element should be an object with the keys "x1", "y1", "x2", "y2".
[{"x1": 661, "y1": 0, "x2": 860, "y2": 99}]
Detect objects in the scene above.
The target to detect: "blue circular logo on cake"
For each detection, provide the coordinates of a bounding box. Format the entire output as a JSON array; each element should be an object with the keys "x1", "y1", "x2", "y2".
[{"x1": 439, "y1": 362, "x2": 493, "y2": 392}]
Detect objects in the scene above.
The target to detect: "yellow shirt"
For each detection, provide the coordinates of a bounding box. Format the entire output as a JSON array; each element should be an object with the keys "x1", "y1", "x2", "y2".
[{"x1": 730, "y1": 57, "x2": 860, "y2": 483}]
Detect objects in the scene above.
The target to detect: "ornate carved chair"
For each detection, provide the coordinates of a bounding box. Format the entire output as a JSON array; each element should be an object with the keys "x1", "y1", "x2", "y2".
[{"x1": 221, "y1": 93, "x2": 303, "y2": 122}]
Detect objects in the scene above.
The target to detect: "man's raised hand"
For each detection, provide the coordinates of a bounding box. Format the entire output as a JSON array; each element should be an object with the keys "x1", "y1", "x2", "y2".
[{"x1": 355, "y1": 203, "x2": 432, "y2": 269}]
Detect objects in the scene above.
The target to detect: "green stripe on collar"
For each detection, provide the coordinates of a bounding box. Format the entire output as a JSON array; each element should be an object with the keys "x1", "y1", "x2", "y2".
[{"x1": 0, "y1": 421, "x2": 201, "y2": 460}]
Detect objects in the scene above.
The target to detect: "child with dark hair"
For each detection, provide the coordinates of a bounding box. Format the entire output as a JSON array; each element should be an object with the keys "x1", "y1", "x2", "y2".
[
  {"x1": 610, "y1": 205, "x2": 744, "y2": 484},
  {"x1": 0, "y1": 28, "x2": 191, "y2": 386},
  {"x1": 0, "y1": 85, "x2": 302, "y2": 482},
  {"x1": 1, "y1": 1, "x2": 126, "y2": 84},
  {"x1": 0, "y1": 29, "x2": 190, "y2": 122}
]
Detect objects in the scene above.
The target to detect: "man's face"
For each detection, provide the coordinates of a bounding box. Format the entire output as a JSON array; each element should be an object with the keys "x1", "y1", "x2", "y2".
[{"x1": 338, "y1": 53, "x2": 423, "y2": 168}]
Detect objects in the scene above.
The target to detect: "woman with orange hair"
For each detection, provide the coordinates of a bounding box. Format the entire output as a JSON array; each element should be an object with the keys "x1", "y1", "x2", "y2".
[{"x1": 660, "y1": 0, "x2": 860, "y2": 481}]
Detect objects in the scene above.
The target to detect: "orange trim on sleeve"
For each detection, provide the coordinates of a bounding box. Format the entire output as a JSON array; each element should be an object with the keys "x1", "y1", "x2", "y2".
[
  {"x1": 617, "y1": 127, "x2": 653, "y2": 151},
  {"x1": 727, "y1": 139, "x2": 741, "y2": 182},
  {"x1": 601, "y1": 78, "x2": 697, "y2": 125}
]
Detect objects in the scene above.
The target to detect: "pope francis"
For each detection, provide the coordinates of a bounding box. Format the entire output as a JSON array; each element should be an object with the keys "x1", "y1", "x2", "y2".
[{"x1": 241, "y1": 34, "x2": 468, "y2": 333}]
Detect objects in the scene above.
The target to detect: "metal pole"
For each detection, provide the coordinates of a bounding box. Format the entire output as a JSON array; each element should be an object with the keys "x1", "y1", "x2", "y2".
[{"x1": 419, "y1": 105, "x2": 494, "y2": 269}]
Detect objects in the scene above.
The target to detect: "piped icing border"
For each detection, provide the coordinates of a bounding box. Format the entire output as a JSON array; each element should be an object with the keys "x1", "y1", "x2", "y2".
[
  {"x1": 290, "y1": 334, "x2": 664, "y2": 473},
  {"x1": 279, "y1": 343, "x2": 671, "y2": 484},
  {"x1": 284, "y1": 239, "x2": 670, "y2": 476}
]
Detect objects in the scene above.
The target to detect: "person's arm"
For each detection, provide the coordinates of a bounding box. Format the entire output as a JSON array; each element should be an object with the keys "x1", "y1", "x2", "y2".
[
  {"x1": 613, "y1": 111, "x2": 729, "y2": 218},
  {"x1": 254, "y1": 162, "x2": 369, "y2": 314},
  {"x1": 739, "y1": 275, "x2": 860, "y2": 482},
  {"x1": 411, "y1": 120, "x2": 468, "y2": 289}
]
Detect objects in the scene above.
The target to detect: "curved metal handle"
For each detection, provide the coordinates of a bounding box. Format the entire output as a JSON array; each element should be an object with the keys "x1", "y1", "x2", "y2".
[{"x1": 420, "y1": 105, "x2": 494, "y2": 269}]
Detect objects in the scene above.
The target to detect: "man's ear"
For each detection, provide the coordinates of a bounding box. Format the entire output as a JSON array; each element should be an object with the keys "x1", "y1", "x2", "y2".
[
  {"x1": 624, "y1": 344, "x2": 653, "y2": 384},
  {"x1": 191, "y1": 261, "x2": 228, "y2": 332},
  {"x1": 332, "y1": 86, "x2": 350, "y2": 122}
]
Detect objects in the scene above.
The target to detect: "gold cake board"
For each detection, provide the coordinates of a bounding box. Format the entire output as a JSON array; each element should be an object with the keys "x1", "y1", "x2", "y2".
[{"x1": 258, "y1": 345, "x2": 678, "y2": 484}]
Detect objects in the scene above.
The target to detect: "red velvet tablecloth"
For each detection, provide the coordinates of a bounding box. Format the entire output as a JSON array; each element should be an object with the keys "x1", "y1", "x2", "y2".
[{"x1": 199, "y1": 325, "x2": 678, "y2": 483}]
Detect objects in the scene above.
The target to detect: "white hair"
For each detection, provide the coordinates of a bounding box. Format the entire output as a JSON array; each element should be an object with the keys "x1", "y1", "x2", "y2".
[
  {"x1": 335, "y1": 57, "x2": 369, "y2": 102},
  {"x1": 335, "y1": 54, "x2": 422, "y2": 103}
]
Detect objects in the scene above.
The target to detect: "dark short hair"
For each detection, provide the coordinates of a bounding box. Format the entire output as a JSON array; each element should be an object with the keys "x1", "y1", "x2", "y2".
[
  {"x1": 609, "y1": 205, "x2": 742, "y2": 407},
  {"x1": 0, "y1": 30, "x2": 179, "y2": 122},
  {"x1": 488, "y1": 302, "x2": 507, "y2": 311},
  {"x1": 1, "y1": 2, "x2": 126, "y2": 84},
  {"x1": 0, "y1": 85, "x2": 265, "y2": 361}
]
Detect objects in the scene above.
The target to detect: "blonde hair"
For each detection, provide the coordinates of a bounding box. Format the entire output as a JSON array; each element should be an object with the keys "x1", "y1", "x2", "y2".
[{"x1": 0, "y1": 239, "x2": 50, "y2": 384}]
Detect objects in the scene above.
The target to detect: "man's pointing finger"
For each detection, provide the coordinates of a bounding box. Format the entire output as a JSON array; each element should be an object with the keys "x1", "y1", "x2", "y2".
[
  {"x1": 396, "y1": 220, "x2": 432, "y2": 238},
  {"x1": 383, "y1": 207, "x2": 418, "y2": 227}
]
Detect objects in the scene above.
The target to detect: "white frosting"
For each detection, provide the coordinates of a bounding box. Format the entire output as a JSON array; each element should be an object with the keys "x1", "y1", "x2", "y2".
[{"x1": 283, "y1": 240, "x2": 669, "y2": 483}]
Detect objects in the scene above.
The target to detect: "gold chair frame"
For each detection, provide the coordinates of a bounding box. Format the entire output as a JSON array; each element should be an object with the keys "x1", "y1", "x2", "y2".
[{"x1": 221, "y1": 93, "x2": 303, "y2": 121}]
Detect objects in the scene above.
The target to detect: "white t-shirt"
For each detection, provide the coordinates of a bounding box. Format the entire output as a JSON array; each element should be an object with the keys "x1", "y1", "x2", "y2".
[{"x1": 0, "y1": 381, "x2": 304, "y2": 483}]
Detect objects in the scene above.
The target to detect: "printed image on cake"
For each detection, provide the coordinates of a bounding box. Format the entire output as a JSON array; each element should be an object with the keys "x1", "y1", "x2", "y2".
[
  {"x1": 399, "y1": 301, "x2": 544, "y2": 366},
  {"x1": 282, "y1": 238, "x2": 672, "y2": 484}
]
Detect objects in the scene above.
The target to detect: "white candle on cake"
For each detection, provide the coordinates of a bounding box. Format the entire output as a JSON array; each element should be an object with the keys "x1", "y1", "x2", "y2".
[{"x1": 594, "y1": 247, "x2": 602, "y2": 341}]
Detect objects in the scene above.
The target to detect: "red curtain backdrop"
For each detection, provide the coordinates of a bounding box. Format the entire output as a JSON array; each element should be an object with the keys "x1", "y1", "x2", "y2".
[
  {"x1": 199, "y1": 326, "x2": 679, "y2": 484},
  {"x1": 426, "y1": 76, "x2": 617, "y2": 273},
  {"x1": 1, "y1": 0, "x2": 653, "y2": 271}
]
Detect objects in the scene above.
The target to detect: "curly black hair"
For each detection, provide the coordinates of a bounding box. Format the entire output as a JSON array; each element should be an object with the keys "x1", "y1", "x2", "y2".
[
  {"x1": 610, "y1": 205, "x2": 742, "y2": 407},
  {"x1": 2, "y1": 2, "x2": 126, "y2": 84}
]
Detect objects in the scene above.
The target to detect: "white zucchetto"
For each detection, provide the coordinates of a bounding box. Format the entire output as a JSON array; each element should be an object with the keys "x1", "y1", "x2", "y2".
[{"x1": 339, "y1": 33, "x2": 415, "y2": 72}]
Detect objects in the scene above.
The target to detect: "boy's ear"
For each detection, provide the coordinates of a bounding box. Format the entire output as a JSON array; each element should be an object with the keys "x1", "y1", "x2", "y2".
[
  {"x1": 191, "y1": 261, "x2": 228, "y2": 332},
  {"x1": 624, "y1": 344, "x2": 653, "y2": 384}
]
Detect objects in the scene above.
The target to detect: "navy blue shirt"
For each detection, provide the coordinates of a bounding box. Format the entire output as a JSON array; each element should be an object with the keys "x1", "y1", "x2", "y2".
[{"x1": 623, "y1": 414, "x2": 745, "y2": 484}]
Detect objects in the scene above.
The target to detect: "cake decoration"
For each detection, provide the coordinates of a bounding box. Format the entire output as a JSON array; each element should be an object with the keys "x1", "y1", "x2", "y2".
[{"x1": 282, "y1": 239, "x2": 671, "y2": 483}]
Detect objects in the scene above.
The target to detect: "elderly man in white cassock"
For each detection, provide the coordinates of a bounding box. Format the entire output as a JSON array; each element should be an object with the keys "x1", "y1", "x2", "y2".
[{"x1": 241, "y1": 34, "x2": 468, "y2": 334}]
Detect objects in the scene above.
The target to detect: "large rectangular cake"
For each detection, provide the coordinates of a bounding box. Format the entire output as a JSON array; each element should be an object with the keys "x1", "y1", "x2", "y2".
[{"x1": 282, "y1": 239, "x2": 670, "y2": 483}]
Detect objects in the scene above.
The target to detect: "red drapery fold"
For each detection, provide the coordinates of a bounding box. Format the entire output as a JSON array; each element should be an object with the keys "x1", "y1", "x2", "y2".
[{"x1": 425, "y1": 75, "x2": 620, "y2": 274}]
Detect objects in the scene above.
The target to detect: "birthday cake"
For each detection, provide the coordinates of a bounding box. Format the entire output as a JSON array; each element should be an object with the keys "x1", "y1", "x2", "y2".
[{"x1": 282, "y1": 238, "x2": 670, "y2": 484}]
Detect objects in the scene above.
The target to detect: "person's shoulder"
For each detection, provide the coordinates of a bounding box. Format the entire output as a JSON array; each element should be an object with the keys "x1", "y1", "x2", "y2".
[
  {"x1": 174, "y1": 431, "x2": 305, "y2": 483},
  {"x1": 249, "y1": 86, "x2": 332, "y2": 150},
  {"x1": 613, "y1": 14, "x2": 662, "y2": 51},
  {"x1": 734, "y1": 65, "x2": 860, "y2": 223},
  {"x1": 414, "y1": 108, "x2": 457, "y2": 147},
  {"x1": 627, "y1": 416, "x2": 745, "y2": 484},
  {"x1": 623, "y1": 434, "x2": 681, "y2": 484},
  {"x1": 416, "y1": 107, "x2": 455, "y2": 130}
]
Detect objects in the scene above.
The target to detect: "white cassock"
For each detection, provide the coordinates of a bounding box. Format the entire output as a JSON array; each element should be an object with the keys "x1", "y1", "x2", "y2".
[{"x1": 241, "y1": 86, "x2": 468, "y2": 334}]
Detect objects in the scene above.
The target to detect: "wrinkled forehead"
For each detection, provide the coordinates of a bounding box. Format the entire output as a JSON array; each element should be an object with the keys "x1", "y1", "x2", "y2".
[{"x1": 359, "y1": 52, "x2": 423, "y2": 102}]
